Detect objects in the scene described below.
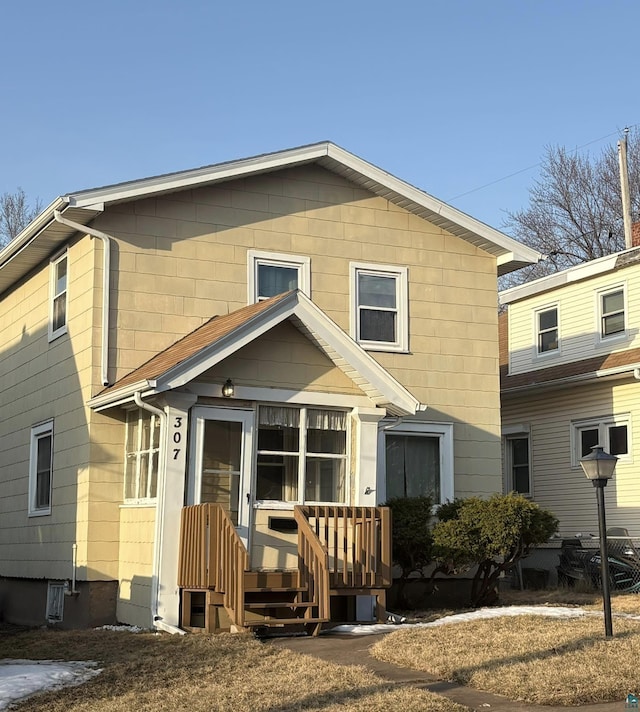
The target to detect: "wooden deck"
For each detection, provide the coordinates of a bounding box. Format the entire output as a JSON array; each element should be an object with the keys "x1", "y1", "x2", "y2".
[{"x1": 177, "y1": 503, "x2": 392, "y2": 635}]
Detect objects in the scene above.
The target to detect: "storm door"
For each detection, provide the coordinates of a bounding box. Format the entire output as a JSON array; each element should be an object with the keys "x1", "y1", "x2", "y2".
[{"x1": 188, "y1": 407, "x2": 254, "y2": 546}]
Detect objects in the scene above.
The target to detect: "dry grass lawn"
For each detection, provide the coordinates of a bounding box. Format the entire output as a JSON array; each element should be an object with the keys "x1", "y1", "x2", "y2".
[
  {"x1": 373, "y1": 590, "x2": 640, "y2": 706},
  {"x1": 0, "y1": 627, "x2": 464, "y2": 712}
]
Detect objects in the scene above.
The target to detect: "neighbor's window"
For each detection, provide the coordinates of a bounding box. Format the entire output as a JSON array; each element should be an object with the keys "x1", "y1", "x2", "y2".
[
  {"x1": 573, "y1": 415, "x2": 630, "y2": 466},
  {"x1": 536, "y1": 306, "x2": 558, "y2": 354},
  {"x1": 247, "y1": 250, "x2": 310, "y2": 303},
  {"x1": 505, "y1": 436, "x2": 531, "y2": 496},
  {"x1": 350, "y1": 262, "x2": 408, "y2": 351},
  {"x1": 49, "y1": 251, "x2": 68, "y2": 341},
  {"x1": 29, "y1": 420, "x2": 54, "y2": 516},
  {"x1": 124, "y1": 409, "x2": 161, "y2": 502},
  {"x1": 599, "y1": 287, "x2": 625, "y2": 339},
  {"x1": 381, "y1": 422, "x2": 454, "y2": 504},
  {"x1": 255, "y1": 406, "x2": 347, "y2": 503}
]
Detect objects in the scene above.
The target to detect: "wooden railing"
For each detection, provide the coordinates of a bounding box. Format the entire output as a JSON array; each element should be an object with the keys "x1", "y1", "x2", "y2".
[
  {"x1": 296, "y1": 506, "x2": 392, "y2": 589},
  {"x1": 178, "y1": 504, "x2": 248, "y2": 627},
  {"x1": 294, "y1": 508, "x2": 330, "y2": 620}
]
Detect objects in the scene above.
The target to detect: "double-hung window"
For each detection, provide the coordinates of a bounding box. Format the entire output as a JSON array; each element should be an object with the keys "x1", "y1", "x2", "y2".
[
  {"x1": 505, "y1": 435, "x2": 531, "y2": 496},
  {"x1": 29, "y1": 421, "x2": 54, "y2": 516},
  {"x1": 49, "y1": 251, "x2": 68, "y2": 341},
  {"x1": 124, "y1": 408, "x2": 161, "y2": 502},
  {"x1": 380, "y1": 422, "x2": 453, "y2": 504},
  {"x1": 247, "y1": 250, "x2": 310, "y2": 303},
  {"x1": 598, "y1": 286, "x2": 625, "y2": 340},
  {"x1": 255, "y1": 406, "x2": 347, "y2": 504},
  {"x1": 350, "y1": 263, "x2": 408, "y2": 351},
  {"x1": 536, "y1": 306, "x2": 558, "y2": 355},
  {"x1": 572, "y1": 415, "x2": 630, "y2": 466}
]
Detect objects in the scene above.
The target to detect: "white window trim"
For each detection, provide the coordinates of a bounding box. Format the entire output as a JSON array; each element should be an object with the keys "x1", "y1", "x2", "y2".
[
  {"x1": 570, "y1": 414, "x2": 632, "y2": 468},
  {"x1": 350, "y1": 262, "x2": 409, "y2": 352},
  {"x1": 377, "y1": 420, "x2": 454, "y2": 504},
  {"x1": 247, "y1": 250, "x2": 310, "y2": 304},
  {"x1": 48, "y1": 250, "x2": 68, "y2": 342},
  {"x1": 503, "y1": 432, "x2": 532, "y2": 497},
  {"x1": 533, "y1": 303, "x2": 560, "y2": 359},
  {"x1": 123, "y1": 408, "x2": 160, "y2": 504},
  {"x1": 29, "y1": 420, "x2": 54, "y2": 517},
  {"x1": 595, "y1": 283, "x2": 627, "y2": 345},
  {"x1": 255, "y1": 405, "x2": 350, "y2": 506}
]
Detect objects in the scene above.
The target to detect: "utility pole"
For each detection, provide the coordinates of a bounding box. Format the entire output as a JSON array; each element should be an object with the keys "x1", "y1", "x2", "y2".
[{"x1": 618, "y1": 127, "x2": 633, "y2": 249}]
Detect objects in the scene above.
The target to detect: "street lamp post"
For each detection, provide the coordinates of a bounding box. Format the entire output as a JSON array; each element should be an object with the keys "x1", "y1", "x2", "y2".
[{"x1": 579, "y1": 445, "x2": 618, "y2": 639}]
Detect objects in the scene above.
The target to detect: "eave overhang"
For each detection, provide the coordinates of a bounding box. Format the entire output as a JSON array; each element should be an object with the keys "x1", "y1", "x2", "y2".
[
  {"x1": 1, "y1": 142, "x2": 540, "y2": 295},
  {"x1": 88, "y1": 290, "x2": 422, "y2": 416}
]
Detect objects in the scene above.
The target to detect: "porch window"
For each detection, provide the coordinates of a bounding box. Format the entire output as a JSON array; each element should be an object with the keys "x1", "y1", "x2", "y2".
[
  {"x1": 124, "y1": 408, "x2": 160, "y2": 502},
  {"x1": 256, "y1": 406, "x2": 347, "y2": 503}
]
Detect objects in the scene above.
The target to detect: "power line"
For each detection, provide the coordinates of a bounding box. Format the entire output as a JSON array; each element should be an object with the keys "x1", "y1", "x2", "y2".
[{"x1": 448, "y1": 124, "x2": 639, "y2": 202}]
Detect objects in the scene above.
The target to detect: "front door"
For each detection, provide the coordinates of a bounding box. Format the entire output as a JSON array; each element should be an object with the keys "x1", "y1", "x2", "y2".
[{"x1": 188, "y1": 407, "x2": 254, "y2": 547}]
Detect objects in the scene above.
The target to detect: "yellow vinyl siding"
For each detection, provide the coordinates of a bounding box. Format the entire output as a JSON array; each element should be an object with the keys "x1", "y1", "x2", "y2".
[
  {"x1": 95, "y1": 164, "x2": 502, "y2": 497},
  {"x1": 117, "y1": 505, "x2": 156, "y2": 628},
  {"x1": 508, "y1": 269, "x2": 640, "y2": 376},
  {"x1": 503, "y1": 377, "x2": 640, "y2": 536}
]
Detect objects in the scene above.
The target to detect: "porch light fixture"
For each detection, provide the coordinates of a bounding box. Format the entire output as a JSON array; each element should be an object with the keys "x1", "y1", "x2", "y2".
[
  {"x1": 221, "y1": 379, "x2": 235, "y2": 398},
  {"x1": 579, "y1": 445, "x2": 618, "y2": 638}
]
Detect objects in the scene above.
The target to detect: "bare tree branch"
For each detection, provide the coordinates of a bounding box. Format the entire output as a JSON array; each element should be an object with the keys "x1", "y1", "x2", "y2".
[
  {"x1": 0, "y1": 188, "x2": 42, "y2": 248},
  {"x1": 501, "y1": 130, "x2": 640, "y2": 289}
]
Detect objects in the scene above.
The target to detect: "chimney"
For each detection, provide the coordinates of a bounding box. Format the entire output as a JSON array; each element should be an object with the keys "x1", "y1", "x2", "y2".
[{"x1": 633, "y1": 222, "x2": 640, "y2": 248}]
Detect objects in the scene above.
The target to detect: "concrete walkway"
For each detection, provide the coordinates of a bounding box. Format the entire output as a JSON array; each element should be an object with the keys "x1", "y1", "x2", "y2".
[{"x1": 270, "y1": 632, "x2": 627, "y2": 712}]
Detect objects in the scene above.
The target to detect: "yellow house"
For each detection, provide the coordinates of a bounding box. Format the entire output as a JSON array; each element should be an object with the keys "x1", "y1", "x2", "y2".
[{"x1": 0, "y1": 142, "x2": 539, "y2": 632}]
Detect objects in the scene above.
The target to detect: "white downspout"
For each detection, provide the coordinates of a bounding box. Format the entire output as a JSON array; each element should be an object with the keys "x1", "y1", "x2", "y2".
[
  {"x1": 53, "y1": 210, "x2": 111, "y2": 387},
  {"x1": 134, "y1": 393, "x2": 185, "y2": 635}
]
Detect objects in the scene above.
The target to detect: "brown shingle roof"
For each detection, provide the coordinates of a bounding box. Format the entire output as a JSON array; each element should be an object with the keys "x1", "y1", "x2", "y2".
[
  {"x1": 499, "y1": 311, "x2": 640, "y2": 391},
  {"x1": 100, "y1": 292, "x2": 291, "y2": 395}
]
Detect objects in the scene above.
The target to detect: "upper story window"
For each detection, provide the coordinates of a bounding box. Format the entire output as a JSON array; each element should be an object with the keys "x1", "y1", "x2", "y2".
[
  {"x1": 29, "y1": 420, "x2": 54, "y2": 516},
  {"x1": 255, "y1": 406, "x2": 347, "y2": 504},
  {"x1": 536, "y1": 306, "x2": 558, "y2": 355},
  {"x1": 124, "y1": 408, "x2": 160, "y2": 502},
  {"x1": 247, "y1": 250, "x2": 310, "y2": 303},
  {"x1": 599, "y1": 286, "x2": 625, "y2": 339},
  {"x1": 350, "y1": 262, "x2": 408, "y2": 352},
  {"x1": 572, "y1": 414, "x2": 631, "y2": 467},
  {"x1": 49, "y1": 251, "x2": 68, "y2": 341}
]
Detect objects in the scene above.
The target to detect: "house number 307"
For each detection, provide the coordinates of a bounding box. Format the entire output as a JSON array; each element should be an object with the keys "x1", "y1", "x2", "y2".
[{"x1": 173, "y1": 416, "x2": 184, "y2": 460}]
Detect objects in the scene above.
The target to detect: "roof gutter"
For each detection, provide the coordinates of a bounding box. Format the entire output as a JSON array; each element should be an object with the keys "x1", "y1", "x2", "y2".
[{"x1": 53, "y1": 210, "x2": 112, "y2": 387}]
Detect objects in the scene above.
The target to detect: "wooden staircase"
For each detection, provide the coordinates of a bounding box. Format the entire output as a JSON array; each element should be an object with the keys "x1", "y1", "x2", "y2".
[{"x1": 178, "y1": 503, "x2": 390, "y2": 636}]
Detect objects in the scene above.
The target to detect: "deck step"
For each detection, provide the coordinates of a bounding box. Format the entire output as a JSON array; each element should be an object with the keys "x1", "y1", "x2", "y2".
[
  {"x1": 245, "y1": 601, "x2": 315, "y2": 610},
  {"x1": 244, "y1": 617, "x2": 327, "y2": 627},
  {"x1": 244, "y1": 586, "x2": 306, "y2": 593}
]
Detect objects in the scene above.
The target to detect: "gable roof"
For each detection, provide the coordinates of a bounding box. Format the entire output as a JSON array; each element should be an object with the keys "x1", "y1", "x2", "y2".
[
  {"x1": 88, "y1": 290, "x2": 422, "y2": 416},
  {"x1": 0, "y1": 142, "x2": 540, "y2": 296}
]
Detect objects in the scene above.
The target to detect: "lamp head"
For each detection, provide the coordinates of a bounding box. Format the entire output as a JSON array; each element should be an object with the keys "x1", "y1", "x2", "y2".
[{"x1": 579, "y1": 445, "x2": 618, "y2": 481}]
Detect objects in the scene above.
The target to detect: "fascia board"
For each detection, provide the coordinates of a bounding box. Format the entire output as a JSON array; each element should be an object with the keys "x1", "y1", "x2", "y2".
[
  {"x1": 87, "y1": 380, "x2": 156, "y2": 409},
  {"x1": 0, "y1": 197, "x2": 68, "y2": 267},
  {"x1": 292, "y1": 294, "x2": 420, "y2": 415},
  {"x1": 67, "y1": 143, "x2": 331, "y2": 208},
  {"x1": 502, "y1": 363, "x2": 640, "y2": 395}
]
